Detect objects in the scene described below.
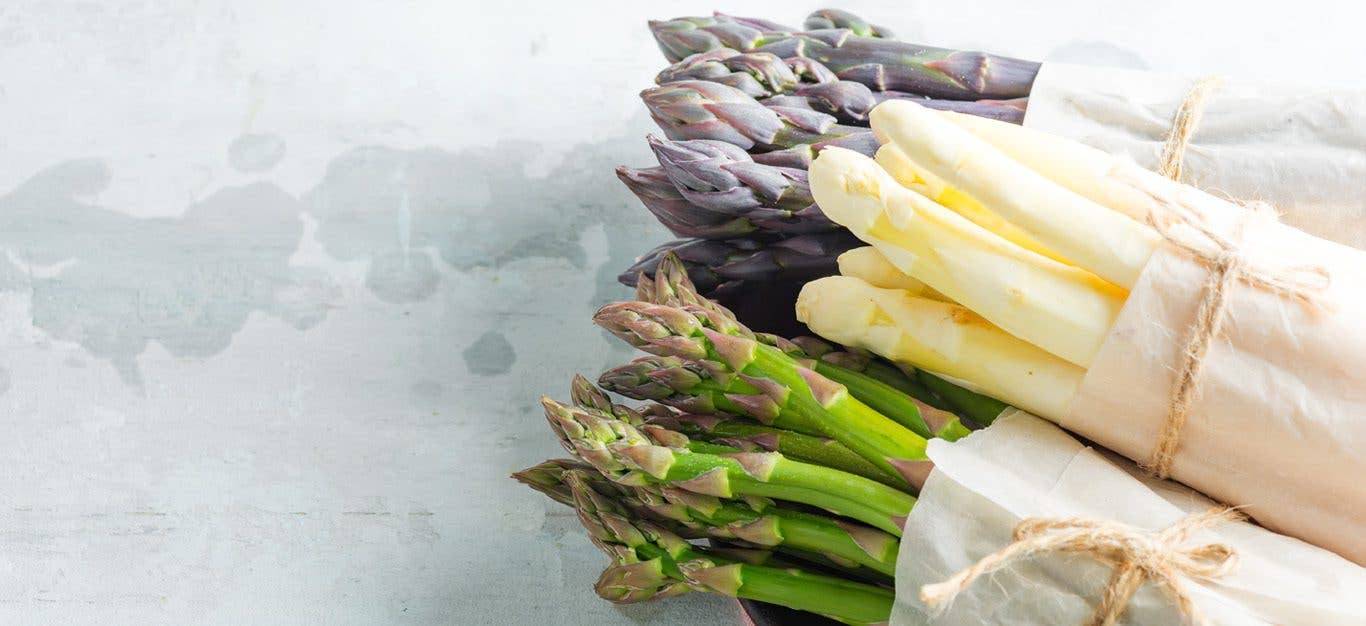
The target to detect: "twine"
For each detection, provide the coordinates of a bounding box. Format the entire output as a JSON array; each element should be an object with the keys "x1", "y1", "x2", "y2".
[
  {"x1": 1155, "y1": 76, "x2": 1224, "y2": 181},
  {"x1": 920, "y1": 507, "x2": 1245, "y2": 626},
  {"x1": 1141, "y1": 77, "x2": 1330, "y2": 477}
]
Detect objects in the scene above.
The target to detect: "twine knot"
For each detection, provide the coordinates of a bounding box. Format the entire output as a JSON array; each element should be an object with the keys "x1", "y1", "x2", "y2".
[
  {"x1": 921, "y1": 507, "x2": 1244, "y2": 626},
  {"x1": 1134, "y1": 78, "x2": 1331, "y2": 477}
]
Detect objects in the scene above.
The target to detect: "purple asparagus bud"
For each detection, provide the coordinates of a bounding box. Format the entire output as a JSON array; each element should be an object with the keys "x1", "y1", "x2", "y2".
[
  {"x1": 649, "y1": 16, "x2": 1039, "y2": 100},
  {"x1": 616, "y1": 165, "x2": 759, "y2": 239},
  {"x1": 655, "y1": 49, "x2": 801, "y2": 99},
  {"x1": 646, "y1": 136, "x2": 835, "y2": 235},
  {"x1": 642, "y1": 81, "x2": 865, "y2": 152},
  {"x1": 803, "y1": 9, "x2": 895, "y2": 38}
]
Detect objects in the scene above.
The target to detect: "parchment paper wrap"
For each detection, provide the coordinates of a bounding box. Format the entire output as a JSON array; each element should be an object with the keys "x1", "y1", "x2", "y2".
[
  {"x1": 1024, "y1": 63, "x2": 1366, "y2": 250},
  {"x1": 893, "y1": 411, "x2": 1366, "y2": 625},
  {"x1": 1050, "y1": 180, "x2": 1366, "y2": 563}
]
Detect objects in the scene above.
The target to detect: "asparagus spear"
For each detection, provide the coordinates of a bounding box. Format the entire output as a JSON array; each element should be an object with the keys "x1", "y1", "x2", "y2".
[
  {"x1": 593, "y1": 301, "x2": 934, "y2": 490},
  {"x1": 803, "y1": 9, "x2": 895, "y2": 38},
  {"x1": 648, "y1": 16, "x2": 1039, "y2": 100},
  {"x1": 643, "y1": 135, "x2": 838, "y2": 237},
  {"x1": 656, "y1": 49, "x2": 1028, "y2": 125},
  {"x1": 619, "y1": 232, "x2": 860, "y2": 295},
  {"x1": 616, "y1": 165, "x2": 760, "y2": 239},
  {"x1": 543, "y1": 395, "x2": 916, "y2": 535},
  {"x1": 566, "y1": 471, "x2": 895, "y2": 624},
  {"x1": 600, "y1": 356, "x2": 903, "y2": 486},
  {"x1": 515, "y1": 460, "x2": 900, "y2": 577},
  {"x1": 635, "y1": 251, "x2": 974, "y2": 439},
  {"x1": 642, "y1": 81, "x2": 877, "y2": 154}
]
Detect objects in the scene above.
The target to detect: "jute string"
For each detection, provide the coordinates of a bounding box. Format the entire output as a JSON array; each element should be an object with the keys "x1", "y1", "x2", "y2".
[
  {"x1": 920, "y1": 507, "x2": 1245, "y2": 626},
  {"x1": 920, "y1": 77, "x2": 1330, "y2": 624},
  {"x1": 1142, "y1": 76, "x2": 1329, "y2": 477}
]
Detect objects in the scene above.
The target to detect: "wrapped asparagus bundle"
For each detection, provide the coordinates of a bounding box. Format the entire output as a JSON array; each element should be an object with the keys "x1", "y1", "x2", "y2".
[
  {"x1": 799, "y1": 100, "x2": 1366, "y2": 563},
  {"x1": 894, "y1": 411, "x2": 1366, "y2": 625},
  {"x1": 1023, "y1": 64, "x2": 1366, "y2": 250}
]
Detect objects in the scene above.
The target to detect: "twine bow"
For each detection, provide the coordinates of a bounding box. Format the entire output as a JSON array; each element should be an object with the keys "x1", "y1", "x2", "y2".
[{"x1": 921, "y1": 507, "x2": 1245, "y2": 626}]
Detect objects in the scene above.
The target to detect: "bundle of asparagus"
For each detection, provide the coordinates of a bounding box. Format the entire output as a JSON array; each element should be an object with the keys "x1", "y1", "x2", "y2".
[
  {"x1": 514, "y1": 256, "x2": 1013, "y2": 621},
  {"x1": 797, "y1": 100, "x2": 1366, "y2": 563},
  {"x1": 617, "y1": 9, "x2": 1040, "y2": 316}
]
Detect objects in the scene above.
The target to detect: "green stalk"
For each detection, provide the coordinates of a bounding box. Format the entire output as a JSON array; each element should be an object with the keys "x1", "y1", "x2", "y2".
[
  {"x1": 748, "y1": 343, "x2": 930, "y2": 483},
  {"x1": 543, "y1": 396, "x2": 914, "y2": 534},
  {"x1": 516, "y1": 459, "x2": 899, "y2": 577},
  {"x1": 918, "y1": 370, "x2": 1010, "y2": 426},
  {"x1": 662, "y1": 449, "x2": 913, "y2": 536},
  {"x1": 652, "y1": 413, "x2": 898, "y2": 488},
  {"x1": 571, "y1": 469, "x2": 895, "y2": 624},
  {"x1": 595, "y1": 301, "x2": 933, "y2": 491},
  {"x1": 727, "y1": 562, "x2": 895, "y2": 625}
]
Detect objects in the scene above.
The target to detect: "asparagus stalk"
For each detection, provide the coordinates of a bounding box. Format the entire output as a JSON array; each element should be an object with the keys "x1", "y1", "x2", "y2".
[
  {"x1": 803, "y1": 9, "x2": 895, "y2": 38},
  {"x1": 636, "y1": 251, "x2": 975, "y2": 438},
  {"x1": 516, "y1": 459, "x2": 900, "y2": 577},
  {"x1": 642, "y1": 80, "x2": 877, "y2": 154},
  {"x1": 618, "y1": 232, "x2": 861, "y2": 295},
  {"x1": 566, "y1": 471, "x2": 895, "y2": 624},
  {"x1": 648, "y1": 16, "x2": 1038, "y2": 100},
  {"x1": 655, "y1": 49, "x2": 1028, "y2": 125},
  {"x1": 808, "y1": 145, "x2": 1127, "y2": 367},
  {"x1": 593, "y1": 301, "x2": 934, "y2": 490},
  {"x1": 543, "y1": 395, "x2": 916, "y2": 535},
  {"x1": 870, "y1": 101, "x2": 1158, "y2": 290},
  {"x1": 616, "y1": 165, "x2": 760, "y2": 239},
  {"x1": 643, "y1": 411, "x2": 898, "y2": 487},
  {"x1": 643, "y1": 135, "x2": 838, "y2": 237},
  {"x1": 916, "y1": 370, "x2": 1010, "y2": 426},
  {"x1": 599, "y1": 355, "x2": 905, "y2": 486},
  {"x1": 796, "y1": 275, "x2": 1085, "y2": 420},
  {"x1": 766, "y1": 85, "x2": 1028, "y2": 125}
]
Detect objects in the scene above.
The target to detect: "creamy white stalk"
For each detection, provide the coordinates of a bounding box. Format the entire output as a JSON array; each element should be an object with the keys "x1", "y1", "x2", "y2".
[
  {"x1": 870, "y1": 100, "x2": 1160, "y2": 289},
  {"x1": 874, "y1": 144, "x2": 1071, "y2": 265},
  {"x1": 808, "y1": 146, "x2": 1125, "y2": 368},
  {"x1": 837, "y1": 246, "x2": 936, "y2": 295},
  {"x1": 941, "y1": 110, "x2": 1248, "y2": 229},
  {"x1": 796, "y1": 276, "x2": 1084, "y2": 419}
]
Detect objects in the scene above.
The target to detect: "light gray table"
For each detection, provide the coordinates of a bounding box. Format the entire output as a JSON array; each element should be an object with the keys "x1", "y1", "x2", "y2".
[{"x1": 0, "y1": 1, "x2": 1360, "y2": 624}]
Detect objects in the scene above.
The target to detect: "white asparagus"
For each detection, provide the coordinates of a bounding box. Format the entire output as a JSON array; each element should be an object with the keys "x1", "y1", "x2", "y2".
[
  {"x1": 870, "y1": 100, "x2": 1161, "y2": 288},
  {"x1": 808, "y1": 146, "x2": 1126, "y2": 367},
  {"x1": 941, "y1": 110, "x2": 1248, "y2": 232},
  {"x1": 837, "y1": 246, "x2": 936, "y2": 295},
  {"x1": 874, "y1": 144, "x2": 1071, "y2": 265},
  {"x1": 796, "y1": 276, "x2": 1084, "y2": 418}
]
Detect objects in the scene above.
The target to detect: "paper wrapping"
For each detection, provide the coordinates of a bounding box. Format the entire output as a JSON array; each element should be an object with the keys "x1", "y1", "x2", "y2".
[
  {"x1": 1048, "y1": 188, "x2": 1366, "y2": 564},
  {"x1": 1024, "y1": 63, "x2": 1366, "y2": 250},
  {"x1": 893, "y1": 411, "x2": 1366, "y2": 625}
]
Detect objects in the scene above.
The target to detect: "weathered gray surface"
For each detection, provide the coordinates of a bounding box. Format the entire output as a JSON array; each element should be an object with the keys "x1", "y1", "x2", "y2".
[{"x1": 0, "y1": 1, "x2": 1361, "y2": 624}]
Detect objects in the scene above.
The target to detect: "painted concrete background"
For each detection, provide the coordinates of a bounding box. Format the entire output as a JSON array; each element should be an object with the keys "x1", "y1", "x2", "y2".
[{"x1": 0, "y1": 1, "x2": 1362, "y2": 624}]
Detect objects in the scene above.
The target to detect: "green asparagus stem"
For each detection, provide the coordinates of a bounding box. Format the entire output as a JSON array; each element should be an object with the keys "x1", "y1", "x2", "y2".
[
  {"x1": 635, "y1": 254, "x2": 974, "y2": 438},
  {"x1": 543, "y1": 396, "x2": 914, "y2": 535},
  {"x1": 645, "y1": 411, "x2": 897, "y2": 488},
  {"x1": 567, "y1": 471, "x2": 894, "y2": 624},
  {"x1": 916, "y1": 370, "x2": 1011, "y2": 427},
  {"x1": 594, "y1": 301, "x2": 934, "y2": 491},
  {"x1": 516, "y1": 459, "x2": 899, "y2": 577}
]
